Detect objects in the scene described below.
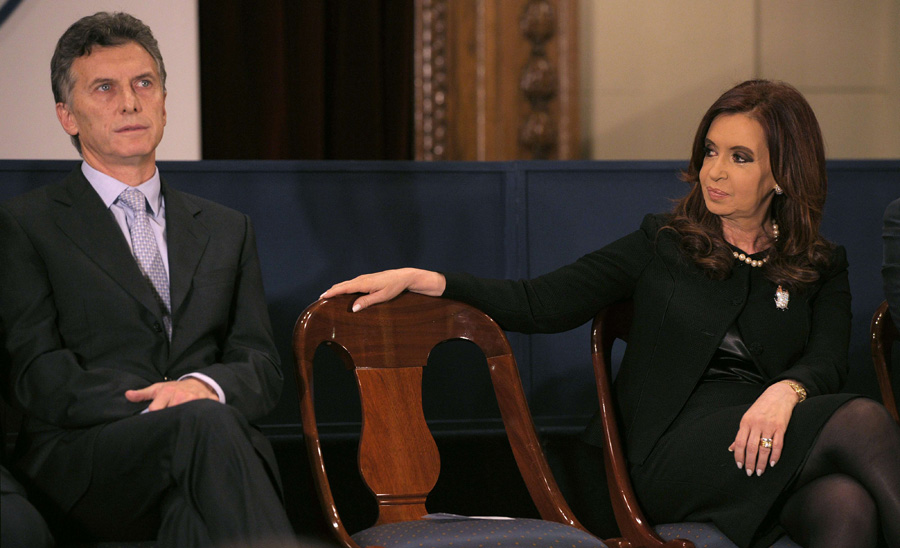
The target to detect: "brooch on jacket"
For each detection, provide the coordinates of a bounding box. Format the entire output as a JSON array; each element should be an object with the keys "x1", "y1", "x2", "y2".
[{"x1": 775, "y1": 285, "x2": 789, "y2": 310}]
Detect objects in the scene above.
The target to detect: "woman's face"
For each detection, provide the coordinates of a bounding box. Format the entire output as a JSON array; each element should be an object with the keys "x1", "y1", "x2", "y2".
[{"x1": 699, "y1": 113, "x2": 778, "y2": 226}]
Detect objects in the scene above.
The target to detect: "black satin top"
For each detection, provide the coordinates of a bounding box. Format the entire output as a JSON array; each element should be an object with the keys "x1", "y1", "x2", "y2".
[{"x1": 702, "y1": 323, "x2": 764, "y2": 384}]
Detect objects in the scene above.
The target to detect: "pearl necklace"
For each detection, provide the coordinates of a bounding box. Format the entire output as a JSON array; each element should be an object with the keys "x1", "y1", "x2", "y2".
[{"x1": 732, "y1": 221, "x2": 779, "y2": 268}]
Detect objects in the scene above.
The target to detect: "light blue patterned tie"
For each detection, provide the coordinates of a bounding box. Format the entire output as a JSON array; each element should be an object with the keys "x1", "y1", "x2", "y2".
[{"x1": 118, "y1": 188, "x2": 172, "y2": 338}]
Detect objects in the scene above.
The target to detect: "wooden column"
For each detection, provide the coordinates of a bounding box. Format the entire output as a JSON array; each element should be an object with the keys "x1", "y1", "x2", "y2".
[{"x1": 415, "y1": 0, "x2": 579, "y2": 161}]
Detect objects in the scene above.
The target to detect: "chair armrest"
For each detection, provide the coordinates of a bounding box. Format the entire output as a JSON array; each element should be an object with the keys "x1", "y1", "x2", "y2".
[{"x1": 870, "y1": 301, "x2": 899, "y2": 424}]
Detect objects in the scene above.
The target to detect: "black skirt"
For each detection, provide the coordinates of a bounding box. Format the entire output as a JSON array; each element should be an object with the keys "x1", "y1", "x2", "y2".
[{"x1": 629, "y1": 380, "x2": 858, "y2": 548}]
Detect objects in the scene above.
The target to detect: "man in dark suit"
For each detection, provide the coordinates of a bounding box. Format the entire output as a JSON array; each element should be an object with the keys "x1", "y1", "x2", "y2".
[{"x1": 0, "y1": 12, "x2": 295, "y2": 546}]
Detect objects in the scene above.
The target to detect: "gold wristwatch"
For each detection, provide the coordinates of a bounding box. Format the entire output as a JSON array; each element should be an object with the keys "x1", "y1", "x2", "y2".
[{"x1": 780, "y1": 380, "x2": 807, "y2": 403}]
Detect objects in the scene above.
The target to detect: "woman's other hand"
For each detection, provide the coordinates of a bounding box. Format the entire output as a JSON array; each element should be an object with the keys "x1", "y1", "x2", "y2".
[
  {"x1": 729, "y1": 381, "x2": 802, "y2": 477},
  {"x1": 320, "y1": 268, "x2": 447, "y2": 312}
]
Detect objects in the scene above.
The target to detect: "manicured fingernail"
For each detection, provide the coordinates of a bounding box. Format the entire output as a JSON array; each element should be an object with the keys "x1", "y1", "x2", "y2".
[
  {"x1": 756, "y1": 469, "x2": 763, "y2": 476},
  {"x1": 746, "y1": 468, "x2": 753, "y2": 477},
  {"x1": 736, "y1": 462, "x2": 743, "y2": 470},
  {"x1": 770, "y1": 460, "x2": 776, "y2": 467},
  {"x1": 352, "y1": 304, "x2": 361, "y2": 312}
]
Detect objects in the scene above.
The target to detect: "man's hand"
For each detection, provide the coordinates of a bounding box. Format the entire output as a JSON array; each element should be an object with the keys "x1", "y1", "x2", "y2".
[{"x1": 126, "y1": 378, "x2": 219, "y2": 412}]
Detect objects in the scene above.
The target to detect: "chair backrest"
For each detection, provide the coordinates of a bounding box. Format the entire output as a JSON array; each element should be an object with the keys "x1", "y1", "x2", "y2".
[
  {"x1": 590, "y1": 300, "x2": 694, "y2": 548},
  {"x1": 293, "y1": 292, "x2": 587, "y2": 546},
  {"x1": 870, "y1": 300, "x2": 899, "y2": 424}
]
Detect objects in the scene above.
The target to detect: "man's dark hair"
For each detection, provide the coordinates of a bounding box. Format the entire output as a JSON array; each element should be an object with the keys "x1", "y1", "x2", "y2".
[{"x1": 51, "y1": 12, "x2": 166, "y2": 153}]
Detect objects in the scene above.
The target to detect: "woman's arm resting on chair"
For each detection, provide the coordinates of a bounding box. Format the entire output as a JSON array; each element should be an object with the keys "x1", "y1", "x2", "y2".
[{"x1": 321, "y1": 268, "x2": 447, "y2": 312}]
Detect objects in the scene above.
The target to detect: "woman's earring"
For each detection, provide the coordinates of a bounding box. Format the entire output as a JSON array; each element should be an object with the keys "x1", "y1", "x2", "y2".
[{"x1": 774, "y1": 184, "x2": 783, "y2": 195}]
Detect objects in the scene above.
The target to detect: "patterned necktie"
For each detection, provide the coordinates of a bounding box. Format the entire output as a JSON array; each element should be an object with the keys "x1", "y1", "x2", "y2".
[{"x1": 118, "y1": 188, "x2": 172, "y2": 338}]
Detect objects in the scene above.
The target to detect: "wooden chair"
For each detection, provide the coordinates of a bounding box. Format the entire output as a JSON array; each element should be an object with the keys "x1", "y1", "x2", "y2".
[
  {"x1": 870, "y1": 300, "x2": 899, "y2": 424},
  {"x1": 590, "y1": 301, "x2": 800, "y2": 548},
  {"x1": 293, "y1": 293, "x2": 607, "y2": 548}
]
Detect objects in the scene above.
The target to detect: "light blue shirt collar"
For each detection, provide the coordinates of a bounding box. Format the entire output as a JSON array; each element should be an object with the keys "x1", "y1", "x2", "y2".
[{"x1": 81, "y1": 162, "x2": 163, "y2": 215}]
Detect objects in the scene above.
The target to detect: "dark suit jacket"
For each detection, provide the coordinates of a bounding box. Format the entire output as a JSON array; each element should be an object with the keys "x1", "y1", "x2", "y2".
[
  {"x1": 0, "y1": 168, "x2": 283, "y2": 511},
  {"x1": 883, "y1": 197, "x2": 900, "y2": 331},
  {"x1": 443, "y1": 213, "x2": 851, "y2": 465}
]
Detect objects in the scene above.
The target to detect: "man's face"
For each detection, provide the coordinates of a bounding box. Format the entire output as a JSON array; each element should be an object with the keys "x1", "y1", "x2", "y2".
[{"x1": 56, "y1": 42, "x2": 166, "y2": 173}]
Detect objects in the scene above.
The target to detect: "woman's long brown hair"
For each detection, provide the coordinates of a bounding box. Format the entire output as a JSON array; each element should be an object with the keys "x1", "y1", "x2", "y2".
[{"x1": 668, "y1": 79, "x2": 833, "y2": 289}]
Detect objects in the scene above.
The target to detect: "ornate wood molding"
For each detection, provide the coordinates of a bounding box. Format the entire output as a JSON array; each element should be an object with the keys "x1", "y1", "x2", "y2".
[
  {"x1": 414, "y1": 0, "x2": 449, "y2": 160},
  {"x1": 415, "y1": 0, "x2": 579, "y2": 160}
]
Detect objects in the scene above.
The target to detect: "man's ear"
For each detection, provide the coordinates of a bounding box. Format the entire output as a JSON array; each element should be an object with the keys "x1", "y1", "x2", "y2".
[{"x1": 56, "y1": 102, "x2": 79, "y2": 136}]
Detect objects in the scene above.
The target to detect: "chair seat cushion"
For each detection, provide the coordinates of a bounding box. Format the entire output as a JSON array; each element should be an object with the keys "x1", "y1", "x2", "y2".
[
  {"x1": 655, "y1": 522, "x2": 800, "y2": 548},
  {"x1": 352, "y1": 516, "x2": 607, "y2": 547}
]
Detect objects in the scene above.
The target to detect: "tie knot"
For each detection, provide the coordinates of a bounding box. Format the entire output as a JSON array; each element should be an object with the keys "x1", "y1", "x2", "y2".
[{"x1": 118, "y1": 188, "x2": 148, "y2": 214}]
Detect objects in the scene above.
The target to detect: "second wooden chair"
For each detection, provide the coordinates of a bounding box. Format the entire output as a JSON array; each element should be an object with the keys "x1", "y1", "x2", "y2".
[
  {"x1": 590, "y1": 300, "x2": 800, "y2": 548},
  {"x1": 869, "y1": 300, "x2": 899, "y2": 423}
]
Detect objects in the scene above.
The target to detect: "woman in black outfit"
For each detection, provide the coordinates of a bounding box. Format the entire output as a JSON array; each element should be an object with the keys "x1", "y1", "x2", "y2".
[{"x1": 322, "y1": 80, "x2": 900, "y2": 548}]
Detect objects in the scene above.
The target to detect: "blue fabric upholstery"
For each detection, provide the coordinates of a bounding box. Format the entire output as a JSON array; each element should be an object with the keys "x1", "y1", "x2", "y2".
[
  {"x1": 351, "y1": 517, "x2": 607, "y2": 547},
  {"x1": 655, "y1": 522, "x2": 800, "y2": 548}
]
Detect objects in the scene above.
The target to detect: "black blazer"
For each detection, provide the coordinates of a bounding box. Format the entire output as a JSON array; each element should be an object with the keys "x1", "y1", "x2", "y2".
[
  {"x1": 0, "y1": 168, "x2": 283, "y2": 511},
  {"x1": 883, "y1": 197, "x2": 900, "y2": 331},
  {"x1": 443, "y1": 213, "x2": 851, "y2": 465}
]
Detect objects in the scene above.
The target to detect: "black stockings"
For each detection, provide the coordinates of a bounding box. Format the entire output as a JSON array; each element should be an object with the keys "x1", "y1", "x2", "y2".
[{"x1": 779, "y1": 398, "x2": 900, "y2": 548}]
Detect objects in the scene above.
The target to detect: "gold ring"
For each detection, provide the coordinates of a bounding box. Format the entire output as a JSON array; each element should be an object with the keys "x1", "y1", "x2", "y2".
[{"x1": 759, "y1": 438, "x2": 773, "y2": 449}]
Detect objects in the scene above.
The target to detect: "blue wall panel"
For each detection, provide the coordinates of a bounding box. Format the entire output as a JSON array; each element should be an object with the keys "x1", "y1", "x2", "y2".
[{"x1": 2, "y1": 159, "x2": 897, "y2": 436}]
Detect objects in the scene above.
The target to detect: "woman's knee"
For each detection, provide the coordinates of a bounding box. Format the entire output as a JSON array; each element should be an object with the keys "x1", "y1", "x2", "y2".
[
  {"x1": 818, "y1": 476, "x2": 879, "y2": 544},
  {"x1": 782, "y1": 474, "x2": 879, "y2": 547},
  {"x1": 837, "y1": 398, "x2": 892, "y2": 424},
  {"x1": 822, "y1": 398, "x2": 897, "y2": 457}
]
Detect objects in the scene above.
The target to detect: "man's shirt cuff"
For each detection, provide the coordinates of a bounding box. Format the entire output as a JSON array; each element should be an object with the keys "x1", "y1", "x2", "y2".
[{"x1": 179, "y1": 372, "x2": 227, "y2": 404}]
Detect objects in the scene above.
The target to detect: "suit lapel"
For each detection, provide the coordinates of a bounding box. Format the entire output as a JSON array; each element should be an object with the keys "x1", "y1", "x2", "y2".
[
  {"x1": 52, "y1": 169, "x2": 163, "y2": 317},
  {"x1": 163, "y1": 181, "x2": 209, "y2": 316}
]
